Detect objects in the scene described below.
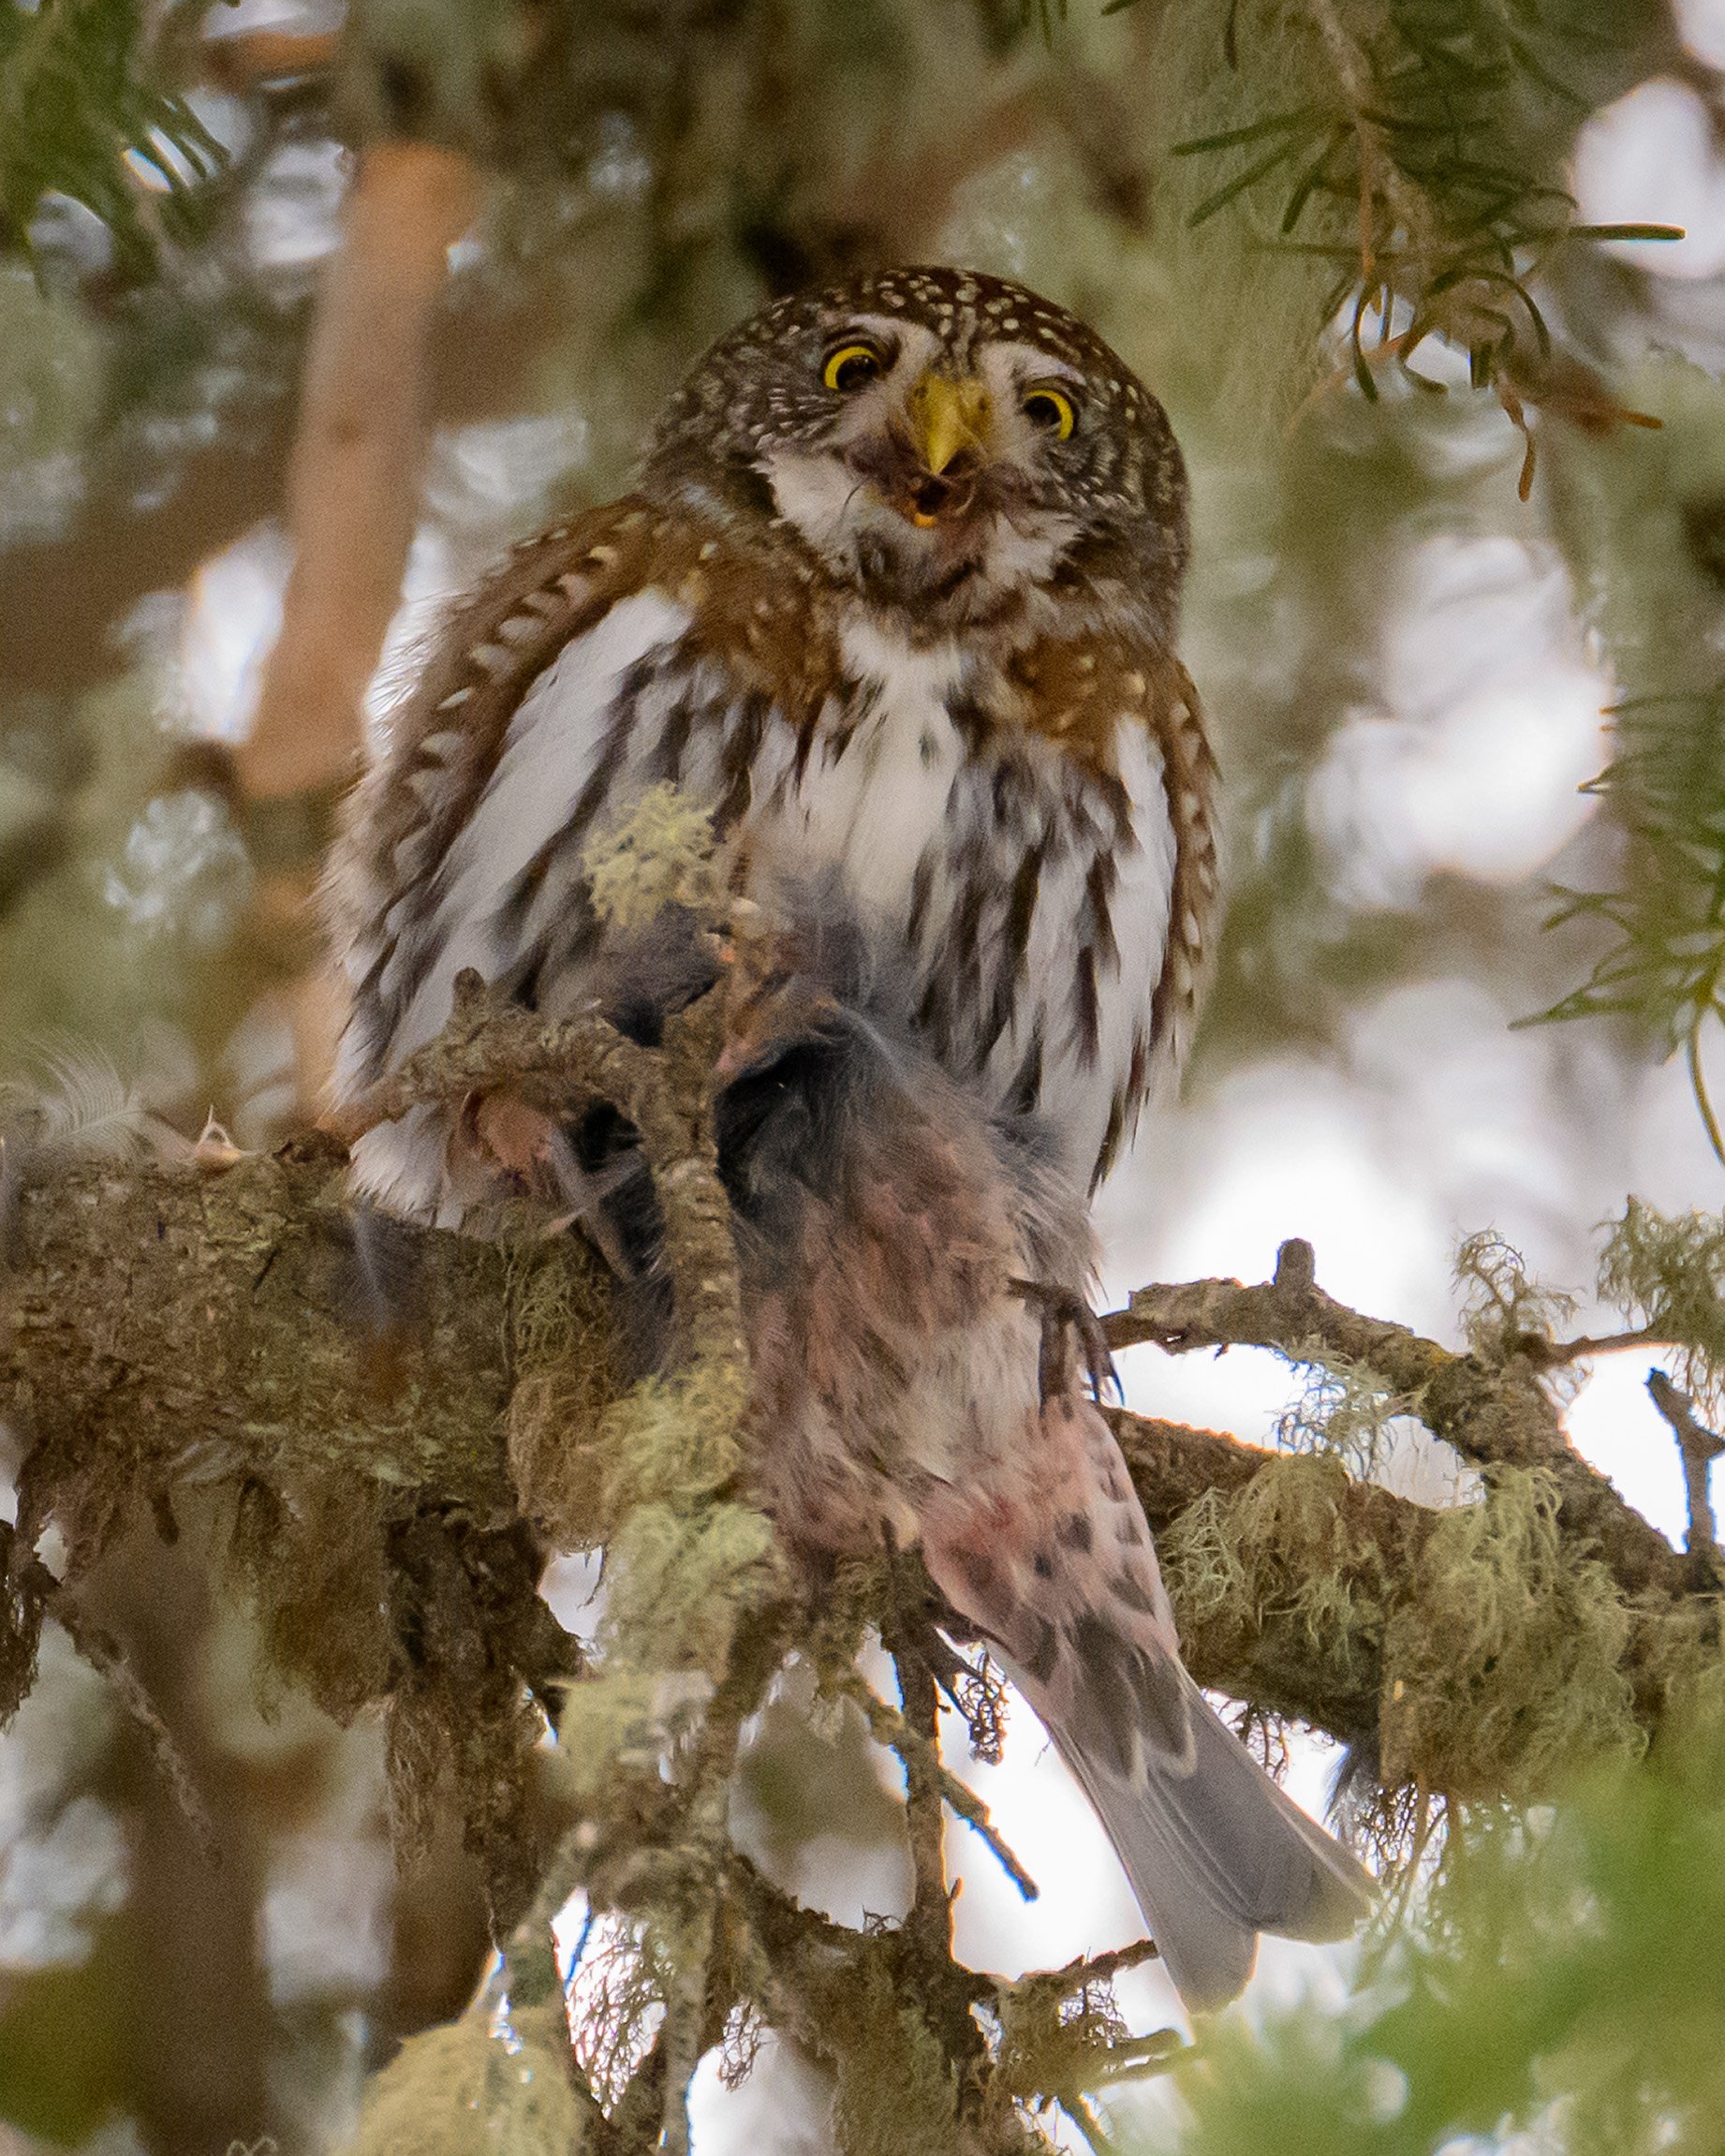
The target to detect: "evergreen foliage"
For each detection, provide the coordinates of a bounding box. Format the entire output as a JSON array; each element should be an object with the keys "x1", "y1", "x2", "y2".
[
  {"x1": 1168, "y1": 0, "x2": 1674, "y2": 416},
  {"x1": 1537, "y1": 362, "x2": 1725, "y2": 1162},
  {"x1": 1, "y1": 0, "x2": 224, "y2": 270},
  {"x1": 1158, "y1": 1714, "x2": 1725, "y2": 2156}
]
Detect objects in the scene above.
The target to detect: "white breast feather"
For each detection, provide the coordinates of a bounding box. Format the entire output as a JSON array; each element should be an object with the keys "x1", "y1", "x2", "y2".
[
  {"x1": 748, "y1": 616, "x2": 968, "y2": 921},
  {"x1": 345, "y1": 593, "x2": 1181, "y2": 1211},
  {"x1": 975, "y1": 722, "x2": 1174, "y2": 1179},
  {"x1": 1074, "y1": 720, "x2": 1177, "y2": 1158}
]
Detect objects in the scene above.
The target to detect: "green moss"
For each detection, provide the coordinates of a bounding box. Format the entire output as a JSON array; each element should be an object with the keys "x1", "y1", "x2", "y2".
[
  {"x1": 338, "y1": 2000, "x2": 588, "y2": 2155},
  {"x1": 582, "y1": 781, "x2": 721, "y2": 932},
  {"x1": 602, "y1": 1500, "x2": 779, "y2": 1679},
  {"x1": 829, "y1": 1958, "x2": 959, "y2": 2156}
]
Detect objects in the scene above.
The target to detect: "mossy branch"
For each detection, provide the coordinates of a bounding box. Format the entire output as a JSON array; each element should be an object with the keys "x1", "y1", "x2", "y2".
[
  {"x1": 1106, "y1": 1235, "x2": 1690, "y2": 1602},
  {"x1": 6, "y1": 1003, "x2": 1724, "y2": 2143},
  {"x1": 2, "y1": 1159, "x2": 1715, "y2": 1779}
]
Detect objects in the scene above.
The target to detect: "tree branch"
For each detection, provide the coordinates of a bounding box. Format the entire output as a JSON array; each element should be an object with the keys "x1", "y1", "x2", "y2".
[
  {"x1": 7, "y1": 1085, "x2": 1717, "y2": 2138},
  {"x1": 1646, "y1": 1370, "x2": 1723, "y2": 1578},
  {"x1": 1, "y1": 1158, "x2": 1702, "y2": 1773},
  {"x1": 1106, "y1": 1236, "x2": 1689, "y2": 1601},
  {"x1": 839, "y1": 1672, "x2": 1039, "y2": 1902},
  {"x1": 1106, "y1": 1404, "x2": 1432, "y2": 1747}
]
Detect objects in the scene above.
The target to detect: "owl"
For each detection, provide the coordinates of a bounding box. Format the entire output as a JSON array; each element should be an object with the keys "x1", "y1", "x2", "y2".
[
  {"x1": 325, "y1": 272, "x2": 1368, "y2": 2010},
  {"x1": 328, "y1": 265, "x2": 1218, "y2": 1219}
]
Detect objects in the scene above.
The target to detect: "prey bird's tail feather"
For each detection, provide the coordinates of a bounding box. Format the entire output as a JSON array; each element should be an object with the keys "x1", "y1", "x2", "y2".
[
  {"x1": 1047, "y1": 1664, "x2": 1372, "y2": 2013},
  {"x1": 922, "y1": 1394, "x2": 1371, "y2": 2016}
]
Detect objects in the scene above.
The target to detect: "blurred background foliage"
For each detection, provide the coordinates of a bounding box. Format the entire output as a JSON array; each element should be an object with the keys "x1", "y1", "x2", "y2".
[
  {"x1": 1162, "y1": 1703, "x2": 1725, "y2": 2156},
  {"x1": 5, "y1": 0, "x2": 1725, "y2": 2150}
]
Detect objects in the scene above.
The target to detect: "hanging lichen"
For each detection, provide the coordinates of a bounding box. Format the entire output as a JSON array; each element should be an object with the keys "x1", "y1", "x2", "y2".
[
  {"x1": 1161, "y1": 1451, "x2": 1392, "y2": 1691},
  {"x1": 505, "y1": 1232, "x2": 618, "y2": 1544},
  {"x1": 1381, "y1": 1468, "x2": 1642, "y2": 1800}
]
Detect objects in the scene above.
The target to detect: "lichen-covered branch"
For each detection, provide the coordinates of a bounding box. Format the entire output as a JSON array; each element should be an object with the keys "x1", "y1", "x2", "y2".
[
  {"x1": 1, "y1": 1155, "x2": 1713, "y2": 1785},
  {"x1": 341, "y1": 965, "x2": 745, "y2": 1370},
  {"x1": 5, "y1": 1019, "x2": 1723, "y2": 2146},
  {"x1": 1107, "y1": 1236, "x2": 1689, "y2": 1601},
  {"x1": 1108, "y1": 1406, "x2": 1432, "y2": 1749}
]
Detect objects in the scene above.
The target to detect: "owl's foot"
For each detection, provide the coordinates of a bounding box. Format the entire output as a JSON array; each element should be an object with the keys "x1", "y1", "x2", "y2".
[
  {"x1": 456, "y1": 1090, "x2": 640, "y2": 1273},
  {"x1": 1009, "y1": 1277, "x2": 1119, "y2": 1405}
]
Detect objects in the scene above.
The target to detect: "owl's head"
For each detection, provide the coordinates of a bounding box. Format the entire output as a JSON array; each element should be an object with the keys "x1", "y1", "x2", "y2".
[{"x1": 642, "y1": 266, "x2": 1187, "y2": 635}]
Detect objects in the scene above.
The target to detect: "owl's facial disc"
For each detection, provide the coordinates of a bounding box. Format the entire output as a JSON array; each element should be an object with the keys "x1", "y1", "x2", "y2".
[
  {"x1": 641, "y1": 269, "x2": 1190, "y2": 639},
  {"x1": 757, "y1": 317, "x2": 1085, "y2": 621}
]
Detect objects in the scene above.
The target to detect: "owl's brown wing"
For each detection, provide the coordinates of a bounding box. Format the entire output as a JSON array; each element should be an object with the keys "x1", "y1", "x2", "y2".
[
  {"x1": 1111, "y1": 655, "x2": 1220, "y2": 1181},
  {"x1": 325, "y1": 496, "x2": 837, "y2": 1220}
]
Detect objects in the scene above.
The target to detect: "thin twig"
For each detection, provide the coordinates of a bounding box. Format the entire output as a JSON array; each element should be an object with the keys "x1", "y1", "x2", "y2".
[
  {"x1": 1025, "y1": 1938, "x2": 1164, "y2": 1991},
  {"x1": 491, "y1": 1885, "x2": 620, "y2": 2147},
  {"x1": 888, "y1": 1635, "x2": 953, "y2": 1970},
  {"x1": 1066, "y1": 2092, "x2": 1125, "y2": 2155},
  {"x1": 840, "y1": 1673, "x2": 1039, "y2": 1901},
  {"x1": 1521, "y1": 1325, "x2": 1669, "y2": 1367},
  {"x1": 1646, "y1": 1369, "x2": 1723, "y2": 1568}
]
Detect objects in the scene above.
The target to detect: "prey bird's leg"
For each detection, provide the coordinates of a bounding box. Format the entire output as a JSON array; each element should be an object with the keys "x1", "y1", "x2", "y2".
[{"x1": 1009, "y1": 1277, "x2": 1121, "y2": 1404}]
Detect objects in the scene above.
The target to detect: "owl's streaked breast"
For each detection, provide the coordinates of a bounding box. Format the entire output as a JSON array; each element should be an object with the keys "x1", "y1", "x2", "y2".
[
  {"x1": 331, "y1": 505, "x2": 1216, "y2": 1216},
  {"x1": 744, "y1": 609, "x2": 1183, "y2": 1186}
]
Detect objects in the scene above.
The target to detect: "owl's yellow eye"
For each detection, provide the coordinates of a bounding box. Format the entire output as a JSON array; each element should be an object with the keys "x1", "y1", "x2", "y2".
[
  {"x1": 1023, "y1": 386, "x2": 1077, "y2": 440},
  {"x1": 822, "y1": 342, "x2": 885, "y2": 393}
]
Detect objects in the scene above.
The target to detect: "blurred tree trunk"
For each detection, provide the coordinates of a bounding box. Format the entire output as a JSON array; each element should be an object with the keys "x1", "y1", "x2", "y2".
[
  {"x1": 233, "y1": 139, "x2": 481, "y2": 1120},
  {"x1": 83, "y1": 1527, "x2": 276, "y2": 2156}
]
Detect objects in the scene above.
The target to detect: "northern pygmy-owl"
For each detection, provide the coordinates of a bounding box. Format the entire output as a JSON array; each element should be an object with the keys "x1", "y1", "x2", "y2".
[{"x1": 329, "y1": 265, "x2": 1217, "y2": 1218}]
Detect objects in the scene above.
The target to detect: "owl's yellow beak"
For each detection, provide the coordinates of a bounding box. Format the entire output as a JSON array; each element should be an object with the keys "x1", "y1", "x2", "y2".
[{"x1": 907, "y1": 372, "x2": 993, "y2": 479}]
